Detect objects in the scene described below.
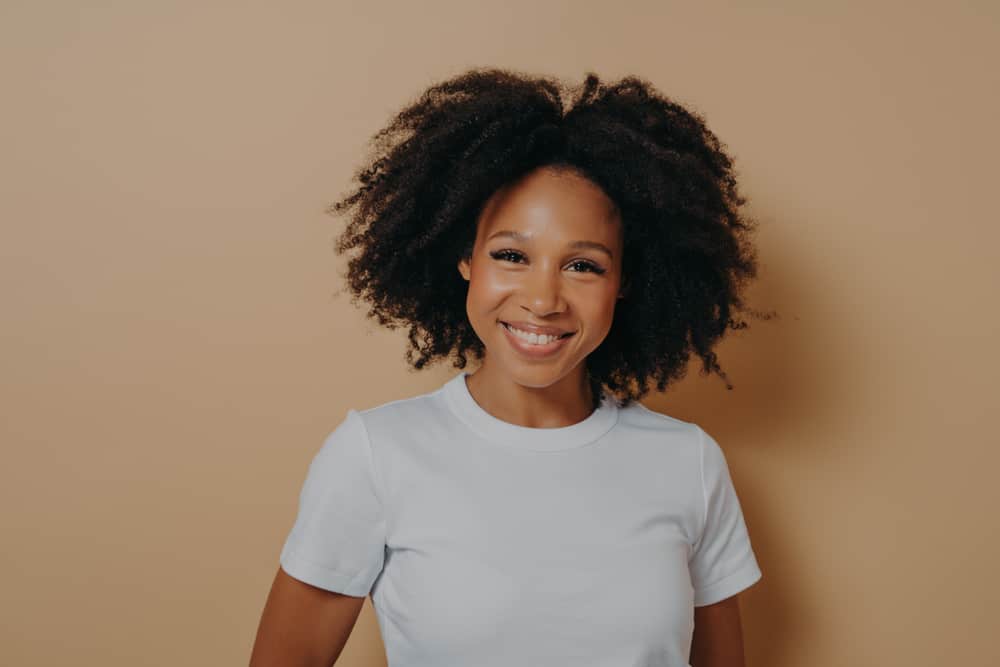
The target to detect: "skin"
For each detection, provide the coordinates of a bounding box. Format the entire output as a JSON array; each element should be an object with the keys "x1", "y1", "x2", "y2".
[
  {"x1": 249, "y1": 567, "x2": 365, "y2": 667},
  {"x1": 249, "y1": 165, "x2": 749, "y2": 666},
  {"x1": 457, "y1": 165, "x2": 626, "y2": 427},
  {"x1": 691, "y1": 595, "x2": 748, "y2": 667}
]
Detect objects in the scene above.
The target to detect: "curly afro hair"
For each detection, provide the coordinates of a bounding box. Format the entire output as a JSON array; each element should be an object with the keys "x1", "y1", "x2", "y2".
[{"x1": 328, "y1": 67, "x2": 773, "y2": 410}]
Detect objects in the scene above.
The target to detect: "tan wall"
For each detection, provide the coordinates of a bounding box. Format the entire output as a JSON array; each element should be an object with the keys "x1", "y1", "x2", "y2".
[{"x1": 2, "y1": 2, "x2": 997, "y2": 665}]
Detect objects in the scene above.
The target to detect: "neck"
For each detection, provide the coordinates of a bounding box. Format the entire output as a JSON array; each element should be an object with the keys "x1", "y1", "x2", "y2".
[{"x1": 463, "y1": 363, "x2": 595, "y2": 428}]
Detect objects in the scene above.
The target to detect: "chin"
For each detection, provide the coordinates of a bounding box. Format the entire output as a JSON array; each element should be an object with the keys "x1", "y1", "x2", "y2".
[{"x1": 507, "y1": 361, "x2": 582, "y2": 386}]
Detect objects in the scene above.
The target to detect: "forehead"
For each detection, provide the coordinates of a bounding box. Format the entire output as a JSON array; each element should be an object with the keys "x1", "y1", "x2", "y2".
[{"x1": 476, "y1": 167, "x2": 620, "y2": 241}]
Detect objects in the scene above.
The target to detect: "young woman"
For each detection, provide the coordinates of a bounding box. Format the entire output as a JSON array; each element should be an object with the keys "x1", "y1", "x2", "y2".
[{"x1": 251, "y1": 67, "x2": 769, "y2": 667}]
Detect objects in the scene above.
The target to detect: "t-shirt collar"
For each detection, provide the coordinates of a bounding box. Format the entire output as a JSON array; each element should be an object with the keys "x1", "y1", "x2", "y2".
[{"x1": 441, "y1": 371, "x2": 619, "y2": 451}]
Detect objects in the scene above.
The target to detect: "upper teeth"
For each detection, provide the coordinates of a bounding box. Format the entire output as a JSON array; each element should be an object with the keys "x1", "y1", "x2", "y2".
[{"x1": 504, "y1": 323, "x2": 565, "y2": 345}]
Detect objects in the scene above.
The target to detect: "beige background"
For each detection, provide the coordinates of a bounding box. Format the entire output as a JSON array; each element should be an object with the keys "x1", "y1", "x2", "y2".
[{"x1": 2, "y1": 1, "x2": 997, "y2": 665}]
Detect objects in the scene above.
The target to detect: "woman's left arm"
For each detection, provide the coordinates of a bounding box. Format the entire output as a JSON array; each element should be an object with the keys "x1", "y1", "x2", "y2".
[{"x1": 689, "y1": 593, "x2": 747, "y2": 667}]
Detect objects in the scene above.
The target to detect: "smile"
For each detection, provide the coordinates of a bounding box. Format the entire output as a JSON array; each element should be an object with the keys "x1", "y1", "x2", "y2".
[{"x1": 499, "y1": 321, "x2": 576, "y2": 358}]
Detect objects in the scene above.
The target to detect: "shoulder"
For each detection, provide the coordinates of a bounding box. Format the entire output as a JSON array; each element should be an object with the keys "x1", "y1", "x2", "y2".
[
  {"x1": 622, "y1": 405, "x2": 734, "y2": 482},
  {"x1": 616, "y1": 400, "x2": 704, "y2": 444},
  {"x1": 607, "y1": 400, "x2": 708, "y2": 472},
  {"x1": 348, "y1": 383, "x2": 450, "y2": 436}
]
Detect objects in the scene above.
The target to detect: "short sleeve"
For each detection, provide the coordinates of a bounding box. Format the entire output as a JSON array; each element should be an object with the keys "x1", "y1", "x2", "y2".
[
  {"x1": 689, "y1": 427, "x2": 763, "y2": 607},
  {"x1": 279, "y1": 409, "x2": 387, "y2": 598}
]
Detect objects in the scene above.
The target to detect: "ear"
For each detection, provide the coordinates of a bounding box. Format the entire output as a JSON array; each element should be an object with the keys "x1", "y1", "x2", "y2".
[
  {"x1": 457, "y1": 256, "x2": 471, "y2": 281},
  {"x1": 618, "y1": 274, "x2": 629, "y2": 299}
]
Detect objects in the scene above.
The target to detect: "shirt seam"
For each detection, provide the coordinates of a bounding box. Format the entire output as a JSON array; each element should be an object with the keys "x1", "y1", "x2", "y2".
[
  {"x1": 694, "y1": 554, "x2": 759, "y2": 602},
  {"x1": 442, "y1": 374, "x2": 619, "y2": 452},
  {"x1": 348, "y1": 409, "x2": 391, "y2": 539},
  {"x1": 284, "y1": 546, "x2": 366, "y2": 580},
  {"x1": 282, "y1": 548, "x2": 367, "y2": 592},
  {"x1": 696, "y1": 425, "x2": 708, "y2": 554}
]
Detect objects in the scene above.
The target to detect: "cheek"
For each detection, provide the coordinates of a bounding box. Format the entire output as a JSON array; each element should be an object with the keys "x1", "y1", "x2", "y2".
[
  {"x1": 467, "y1": 264, "x2": 512, "y2": 309},
  {"x1": 583, "y1": 282, "x2": 620, "y2": 314},
  {"x1": 579, "y1": 288, "x2": 620, "y2": 336}
]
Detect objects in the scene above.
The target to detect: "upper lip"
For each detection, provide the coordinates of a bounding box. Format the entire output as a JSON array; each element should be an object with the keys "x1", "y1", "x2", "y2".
[{"x1": 500, "y1": 320, "x2": 575, "y2": 336}]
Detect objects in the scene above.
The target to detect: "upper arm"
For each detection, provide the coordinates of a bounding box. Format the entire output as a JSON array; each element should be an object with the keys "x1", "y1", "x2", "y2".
[
  {"x1": 689, "y1": 427, "x2": 762, "y2": 606},
  {"x1": 249, "y1": 565, "x2": 366, "y2": 667},
  {"x1": 689, "y1": 593, "x2": 747, "y2": 667},
  {"x1": 252, "y1": 410, "x2": 387, "y2": 665}
]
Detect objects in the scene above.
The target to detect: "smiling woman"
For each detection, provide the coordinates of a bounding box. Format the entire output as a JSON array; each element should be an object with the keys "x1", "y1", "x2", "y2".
[
  {"x1": 328, "y1": 68, "x2": 768, "y2": 418},
  {"x1": 456, "y1": 166, "x2": 626, "y2": 424},
  {"x1": 251, "y1": 67, "x2": 770, "y2": 667}
]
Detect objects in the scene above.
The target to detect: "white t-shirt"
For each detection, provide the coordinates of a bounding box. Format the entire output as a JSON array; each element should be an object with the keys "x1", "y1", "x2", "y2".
[{"x1": 280, "y1": 371, "x2": 762, "y2": 666}]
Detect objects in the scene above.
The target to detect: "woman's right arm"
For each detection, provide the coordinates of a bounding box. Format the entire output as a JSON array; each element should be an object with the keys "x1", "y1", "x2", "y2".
[{"x1": 249, "y1": 566, "x2": 366, "y2": 667}]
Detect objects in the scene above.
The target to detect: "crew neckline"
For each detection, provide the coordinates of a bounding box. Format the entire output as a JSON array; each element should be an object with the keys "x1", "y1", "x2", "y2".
[{"x1": 441, "y1": 371, "x2": 619, "y2": 451}]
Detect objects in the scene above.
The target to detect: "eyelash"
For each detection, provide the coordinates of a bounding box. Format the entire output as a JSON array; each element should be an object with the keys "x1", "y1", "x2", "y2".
[{"x1": 489, "y1": 249, "x2": 607, "y2": 275}]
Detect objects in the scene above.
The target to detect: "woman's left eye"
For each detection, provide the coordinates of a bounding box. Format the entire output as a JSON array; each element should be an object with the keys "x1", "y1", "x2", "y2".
[{"x1": 568, "y1": 260, "x2": 606, "y2": 274}]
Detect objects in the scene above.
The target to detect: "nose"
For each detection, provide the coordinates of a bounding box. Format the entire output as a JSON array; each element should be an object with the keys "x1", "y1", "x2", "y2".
[{"x1": 521, "y1": 263, "x2": 566, "y2": 316}]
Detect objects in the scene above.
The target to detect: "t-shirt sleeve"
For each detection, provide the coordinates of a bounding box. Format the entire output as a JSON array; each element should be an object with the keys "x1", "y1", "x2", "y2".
[
  {"x1": 279, "y1": 409, "x2": 387, "y2": 598},
  {"x1": 688, "y1": 426, "x2": 763, "y2": 607}
]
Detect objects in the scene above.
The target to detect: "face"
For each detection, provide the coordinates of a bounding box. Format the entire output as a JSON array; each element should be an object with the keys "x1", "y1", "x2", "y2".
[{"x1": 457, "y1": 166, "x2": 625, "y2": 390}]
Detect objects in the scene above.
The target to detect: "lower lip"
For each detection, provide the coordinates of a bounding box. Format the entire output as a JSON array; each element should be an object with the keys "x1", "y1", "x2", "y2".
[{"x1": 499, "y1": 322, "x2": 574, "y2": 359}]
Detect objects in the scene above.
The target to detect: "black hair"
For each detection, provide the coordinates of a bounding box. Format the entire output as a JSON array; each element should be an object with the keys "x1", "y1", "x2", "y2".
[{"x1": 328, "y1": 67, "x2": 774, "y2": 411}]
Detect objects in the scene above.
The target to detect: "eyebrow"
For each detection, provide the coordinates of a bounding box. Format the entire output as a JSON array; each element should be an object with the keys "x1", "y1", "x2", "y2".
[{"x1": 485, "y1": 230, "x2": 614, "y2": 259}]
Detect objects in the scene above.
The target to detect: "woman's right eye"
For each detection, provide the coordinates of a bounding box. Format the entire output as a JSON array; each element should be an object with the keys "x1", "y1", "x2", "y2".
[{"x1": 489, "y1": 249, "x2": 524, "y2": 263}]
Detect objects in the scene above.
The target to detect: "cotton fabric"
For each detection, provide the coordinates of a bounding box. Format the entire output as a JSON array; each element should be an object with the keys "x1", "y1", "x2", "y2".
[{"x1": 280, "y1": 371, "x2": 762, "y2": 666}]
